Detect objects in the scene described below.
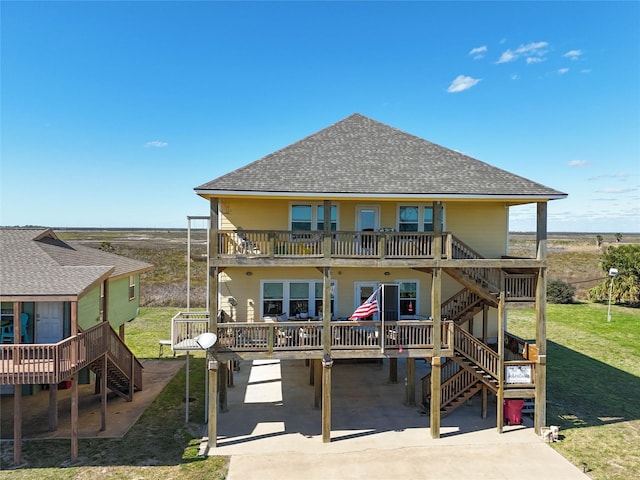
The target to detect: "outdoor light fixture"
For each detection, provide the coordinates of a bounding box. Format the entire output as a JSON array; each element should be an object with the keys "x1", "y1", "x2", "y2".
[
  {"x1": 194, "y1": 332, "x2": 217, "y2": 350},
  {"x1": 228, "y1": 297, "x2": 238, "y2": 306},
  {"x1": 607, "y1": 268, "x2": 618, "y2": 322}
]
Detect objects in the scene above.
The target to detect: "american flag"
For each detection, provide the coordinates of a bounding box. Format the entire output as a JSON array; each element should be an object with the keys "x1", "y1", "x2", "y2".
[{"x1": 349, "y1": 286, "x2": 381, "y2": 320}]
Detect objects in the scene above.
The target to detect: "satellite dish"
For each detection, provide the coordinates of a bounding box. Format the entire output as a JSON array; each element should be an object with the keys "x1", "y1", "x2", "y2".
[{"x1": 194, "y1": 332, "x2": 217, "y2": 350}]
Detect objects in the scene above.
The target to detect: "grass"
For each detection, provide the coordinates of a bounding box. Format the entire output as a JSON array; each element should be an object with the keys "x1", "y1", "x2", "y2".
[
  {"x1": 509, "y1": 303, "x2": 640, "y2": 480},
  {"x1": 1, "y1": 308, "x2": 228, "y2": 479}
]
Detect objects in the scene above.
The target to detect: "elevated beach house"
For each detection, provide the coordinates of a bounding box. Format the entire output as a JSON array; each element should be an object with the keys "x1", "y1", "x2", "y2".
[
  {"x1": 172, "y1": 113, "x2": 567, "y2": 448},
  {"x1": 0, "y1": 227, "x2": 153, "y2": 464}
]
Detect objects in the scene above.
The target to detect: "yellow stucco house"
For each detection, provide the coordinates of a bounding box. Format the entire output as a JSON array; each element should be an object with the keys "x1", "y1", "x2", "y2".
[{"x1": 174, "y1": 113, "x2": 567, "y2": 448}]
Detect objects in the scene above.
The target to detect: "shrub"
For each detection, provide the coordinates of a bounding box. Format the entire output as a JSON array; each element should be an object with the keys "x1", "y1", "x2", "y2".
[{"x1": 547, "y1": 278, "x2": 576, "y2": 304}]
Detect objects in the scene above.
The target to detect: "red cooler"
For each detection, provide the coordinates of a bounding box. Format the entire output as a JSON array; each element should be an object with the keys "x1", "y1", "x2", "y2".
[{"x1": 503, "y1": 399, "x2": 524, "y2": 425}]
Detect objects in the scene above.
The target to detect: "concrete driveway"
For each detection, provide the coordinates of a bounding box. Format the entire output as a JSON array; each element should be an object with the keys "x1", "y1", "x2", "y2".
[{"x1": 206, "y1": 358, "x2": 589, "y2": 480}]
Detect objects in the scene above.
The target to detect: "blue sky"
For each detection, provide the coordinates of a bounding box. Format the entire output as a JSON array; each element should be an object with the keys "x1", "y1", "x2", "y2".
[{"x1": 1, "y1": 1, "x2": 638, "y2": 232}]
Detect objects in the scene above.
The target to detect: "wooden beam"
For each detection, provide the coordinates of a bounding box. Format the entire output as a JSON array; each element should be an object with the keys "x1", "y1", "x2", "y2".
[
  {"x1": 430, "y1": 264, "x2": 442, "y2": 439},
  {"x1": 322, "y1": 356, "x2": 333, "y2": 443},
  {"x1": 496, "y1": 292, "x2": 505, "y2": 433},
  {"x1": 481, "y1": 385, "x2": 488, "y2": 419},
  {"x1": 13, "y1": 383, "x2": 22, "y2": 466},
  {"x1": 405, "y1": 357, "x2": 416, "y2": 406},
  {"x1": 101, "y1": 355, "x2": 107, "y2": 431},
  {"x1": 71, "y1": 375, "x2": 78, "y2": 462},
  {"x1": 119, "y1": 324, "x2": 125, "y2": 341},
  {"x1": 430, "y1": 356, "x2": 442, "y2": 439},
  {"x1": 207, "y1": 359, "x2": 218, "y2": 450},
  {"x1": 314, "y1": 359, "x2": 322, "y2": 408},
  {"x1": 389, "y1": 357, "x2": 398, "y2": 383},
  {"x1": 535, "y1": 267, "x2": 547, "y2": 434},
  {"x1": 536, "y1": 202, "x2": 548, "y2": 261},
  {"x1": 219, "y1": 361, "x2": 228, "y2": 413},
  {"x1": 49, "y1": 383, "x2": 58, "y2": 431}
]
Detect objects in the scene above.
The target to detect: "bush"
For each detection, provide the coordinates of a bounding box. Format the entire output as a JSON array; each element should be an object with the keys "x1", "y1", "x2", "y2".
[{"x1": 547, "y1": 278, "x2": 576, "y2": 304}]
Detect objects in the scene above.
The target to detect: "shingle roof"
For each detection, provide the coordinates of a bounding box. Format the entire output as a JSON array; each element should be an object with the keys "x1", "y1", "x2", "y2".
[
  {"x1": 195, "y1": 113, "x2": 566, "y2": 199},
  {"x1": 0, "y1": 228, "x2": 153, "y2": 298}
]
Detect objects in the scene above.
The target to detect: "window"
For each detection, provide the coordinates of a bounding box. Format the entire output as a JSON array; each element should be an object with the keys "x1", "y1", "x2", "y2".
[
  {"x1": 128, "y1": 275, "x2": 135, "y2": 300},
  {"x1": 290, "y1": 203, "x2": 337, "y2": 231},
  {"x1": 261, "y1": 280, "x2": 337, "y2": 318},
  {"x1": 399, "y1": 281, "x2": 418, "y2": 317},
  {"x1": 289, "y1": 282, "x2": 309, "y2": 315},
  {"x1": 398, "y1": 204, "x2": 445, "y2": 232},
  {"x1": 263, "y1": 282, "x2": 284, "y2": 315},
  {"x1": 317, "y1": 205, "x2": 337, "y2": 231}
]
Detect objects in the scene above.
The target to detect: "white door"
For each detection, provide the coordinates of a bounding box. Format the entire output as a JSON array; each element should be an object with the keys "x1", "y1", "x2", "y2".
[
  {"x1": 356, "y1": 206, "x2": 380, "y2": 254},
  {"x1": 36, "y1": 302, "x2": 64, "y2": 343}
]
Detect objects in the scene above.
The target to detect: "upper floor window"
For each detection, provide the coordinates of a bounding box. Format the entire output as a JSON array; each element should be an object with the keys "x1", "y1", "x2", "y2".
[
  {"x1": 261, "y1": 280, "x2": 336, "y2": 318},
  {"x1": 290, "y1": 203, "x2": 337, "y2": 231},
  {"x1": 128, "y1": 275, "x2": 136, "y2": 301},
  {"x1": 398, "y1": 204, "x2": 444, "y2": 232}
]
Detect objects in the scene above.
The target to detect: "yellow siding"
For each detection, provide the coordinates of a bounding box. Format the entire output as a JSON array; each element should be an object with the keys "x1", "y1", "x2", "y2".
[{"x1": 445, "y1": 202, "x2": 508, "y2": 257}]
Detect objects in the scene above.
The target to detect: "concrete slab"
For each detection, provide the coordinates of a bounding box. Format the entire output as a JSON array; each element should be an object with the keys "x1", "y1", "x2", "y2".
[
  {"x1": 0, "y1": 359, "x2": 183, "y2": 440},
  {"x1": 206, "y1": 359, "x2": 588, "y2": 480}
]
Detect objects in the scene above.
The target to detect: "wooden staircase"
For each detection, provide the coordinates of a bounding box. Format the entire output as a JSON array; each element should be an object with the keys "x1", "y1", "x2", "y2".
[
  {"x1": 422, "y1": 325, "x2": 500, "y2": 417},
  {"x1": 88, "y1": 326, "x2": 143, "y2": 400}
]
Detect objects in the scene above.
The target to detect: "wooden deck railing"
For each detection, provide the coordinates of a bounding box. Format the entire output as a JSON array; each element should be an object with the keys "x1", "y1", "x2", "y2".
[
  {"x1": 171, "y1": 312, "x2": 453, "y2": 356},
  {"x1": 0, "y1": 322, "x2": 109, "y2": 385},
  {"x1": 106, "y1": 326, "x2": 143, "y2": 390},
  {"x1": 218, "y1": 230, "x2": 452, "y2": 260}
]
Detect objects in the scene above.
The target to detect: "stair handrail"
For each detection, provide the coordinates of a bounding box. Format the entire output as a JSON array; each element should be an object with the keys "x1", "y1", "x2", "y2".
[
  {"x1": 441, "y1": 289, "x2": 482, "y2": 324},
  {"x1": 105, "y1": 326, "x2": 143, "y2": 390},
  {"x1": 453, "y1": 325, "x2": 499, "y2": 380},
  {"x1": 440, "y1": 368, "x2": 479, "y2": 408}
]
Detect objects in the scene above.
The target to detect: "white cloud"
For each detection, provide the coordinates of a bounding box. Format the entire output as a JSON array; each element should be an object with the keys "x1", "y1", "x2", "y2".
[
  {"x1": 558, "y1": 68, "x2": 569, "y2": 75},
  {"x1": 145, "y1": 141, "x2": 169, "y2": 148},
  {"x1": 469, "y1": 45, "x2": 487, "y2": 59},
  {"x1": 581, "y1": 69, "x2": 592, "y2": 74},
  {"x1": 511, "y1": 73, "x2": 520, "y2": 81},
  {"x1": 447, "y1": 75, "x2": 481, "y2": 93},
  {"x1": 569, "y1": 160, "x2": 592, "y2": 167},
  {"x1": 596, "y1": 188, "x2": 636, "y2": 194},
  {"x1": 563, "y1": 49, "x2": 583, "y2": 60},
  {"x1": 497, "y1": 41, "x2": 548, "y2": 64},
  {"x1": 526, "y1": 57, "x2": 545, "y2": 64}
]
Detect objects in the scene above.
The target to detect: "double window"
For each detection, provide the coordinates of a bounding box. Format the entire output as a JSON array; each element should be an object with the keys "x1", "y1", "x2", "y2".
[
  {"x1": 398, "y1": 205, "x2": 444, "y2": 232},
  {"x1": 291, "y1": 204, "x2": 337, "y2": 231},
  {"x1": 262, "y1": 280, "x2": 336, "y2": 318}
]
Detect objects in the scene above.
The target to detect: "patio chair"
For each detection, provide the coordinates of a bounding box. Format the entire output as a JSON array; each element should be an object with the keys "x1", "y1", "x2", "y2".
[{"x1": 0, "y1": 313, "x2": 31, "y2": 343}]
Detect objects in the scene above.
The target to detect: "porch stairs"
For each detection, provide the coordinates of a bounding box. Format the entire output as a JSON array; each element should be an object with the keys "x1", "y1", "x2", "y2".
[
  {"x1": 422, "y1": 325, "x2": 499, "y2": 417},
  {"x1": 88, "y1": 327, "x2": 143, "y2": 400}
]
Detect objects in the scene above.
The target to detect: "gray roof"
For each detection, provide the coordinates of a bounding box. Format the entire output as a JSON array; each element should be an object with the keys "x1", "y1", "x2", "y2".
[
  {"x1": 196, "y1": 113, "x2": 566, "y2": 199},
  {"x1": 0, "y1": 228, "x2": 153, "y2": 298}
]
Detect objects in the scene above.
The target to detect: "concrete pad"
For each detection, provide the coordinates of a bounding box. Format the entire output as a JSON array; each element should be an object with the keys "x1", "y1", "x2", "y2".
[
  {"x1": 0, "y1": 359, "x2": 183, "y2": 440},
  {"x1": 206, "y1": 359, "x2": 588, "y2": 480}
]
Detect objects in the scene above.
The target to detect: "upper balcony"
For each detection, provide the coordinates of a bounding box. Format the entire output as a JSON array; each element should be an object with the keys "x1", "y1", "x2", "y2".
[{"x1": 214, "y1": 229, "x2": 545, "y2": 270}]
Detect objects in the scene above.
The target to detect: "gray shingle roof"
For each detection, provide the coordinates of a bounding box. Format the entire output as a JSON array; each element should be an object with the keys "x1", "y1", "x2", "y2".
[
  {"x1": 195, "y1": 113, "x2": 566, "y2": 199},
  {"x1": 0, "y1": 228, "x2": 153, "y2": 298}
]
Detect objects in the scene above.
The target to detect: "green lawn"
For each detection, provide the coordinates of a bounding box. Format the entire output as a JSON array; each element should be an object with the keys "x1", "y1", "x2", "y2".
[{"x1": 508, "y1": 303, "x2": 640, "y2": 480}]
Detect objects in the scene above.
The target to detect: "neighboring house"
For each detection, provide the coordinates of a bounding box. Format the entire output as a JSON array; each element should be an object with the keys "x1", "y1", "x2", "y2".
[
  {"x1": 0, "y1": 227, "x2": 153, "y2": 464},
  {"x1": 173, "y1": 113, "x2": 567, "y2": 449}
]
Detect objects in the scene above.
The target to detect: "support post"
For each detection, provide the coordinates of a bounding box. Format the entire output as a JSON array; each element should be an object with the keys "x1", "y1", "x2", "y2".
[
  {"x1": 322, "y1": 354, "x2": 333, "y2": 443},
  {"x1": 430, "y1": 356, "x2": 442, "y2": 438},
  {"x1": 71, "y1": 375, "x2": 79, "y2": 462},
  {"x1": 497, "y1": 291, "x2": 505, "y2": 433},
  {"x1": 405, "y1": 357, "x2": 416, "y2": 406},
  {"x1": 207, "y1": 357, "x2": 218, "y2": 450},
  {"x1": 48, "y1": 383, "x2": 58, "y2": 431},
  {"x1": 101, "y1": 354, "x2": 107, "y2": 431},
  {"x1": 430, "y1": 263, "x2": 443, "y2": 439},
  {"x1": 481, "y1": 385, "x2": 488, "y2": 419},
  {"x1": 219, "y1": 361, "x2": 228, "y2": 413},
  {"x1": 535, "y1": 201, "x2": 548, "y2": 435},
  {"x1": 13, "y1": 383, "x2": 22, "y2": 466},
  {"x1": 389, "y1": 357, "x2": 398, "y2": 383},
  {"x1": 314, "y1": 359, "x2": 322, "y2": 408}
]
